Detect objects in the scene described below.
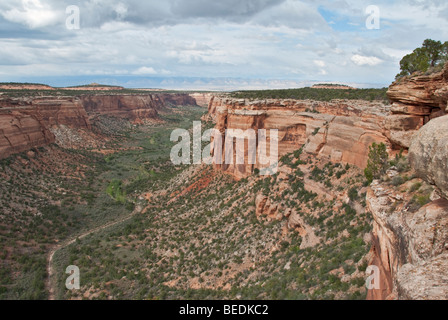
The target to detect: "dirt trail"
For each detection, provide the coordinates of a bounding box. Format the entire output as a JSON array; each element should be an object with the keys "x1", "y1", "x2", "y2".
[{"x1": 46, "y1": 209, "x2": 140, "y2": 300}]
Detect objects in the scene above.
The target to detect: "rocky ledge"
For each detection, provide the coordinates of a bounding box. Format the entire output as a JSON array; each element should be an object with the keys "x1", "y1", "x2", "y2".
[
  {"x1": 386, "y1": 62, "x2": 448, "y2": 149},
  {"x1": 367, "y1": 115, "x2": 448, "y2": 300},
  {"x1": 207, "y1": 97, "x2": 390, "y2": 179}
]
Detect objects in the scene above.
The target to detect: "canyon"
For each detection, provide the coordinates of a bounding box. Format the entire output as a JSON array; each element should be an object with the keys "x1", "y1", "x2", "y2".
[
  {"x1": 207, "y1": 97, "x2": 390, "y2": 180},
  {"x1": 207, "y1": 64, "x2": 448, "y2": 181},
  {"x1": 1, "y1": 63, "x2": 448, "y2": 301},
  {"x1": 0, "y1": 93, "x2": 197, "y2": 159},
  {"x1": 204, "y1": 63, "x2": 448, "y2": 300}
]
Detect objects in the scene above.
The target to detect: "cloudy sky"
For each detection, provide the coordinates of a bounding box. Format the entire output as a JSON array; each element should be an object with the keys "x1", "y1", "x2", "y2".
[{"x1": 0, "y1": 0, "x2": 447, "y2": 90}]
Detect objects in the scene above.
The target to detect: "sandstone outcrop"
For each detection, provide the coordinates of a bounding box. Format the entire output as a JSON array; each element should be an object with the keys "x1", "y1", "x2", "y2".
[
  {"x1": 367, "y1": 113, "x2": 448, "y2": 300},
  {"x1": 366, "y1": 180, "x2": 448, "y2": 300},
  {"x1": 0, "y1": 111, "x2": 55, "y2": 159},
  {"x1": 0, "y1": 96, "x2": 91, "y2": 159},
  {"x1": 409, "y1": 115, "x2": 448, "y2": 199},
  {"x1": 160, "y1": 94, "x2": 198, "y2": 108},
  {"x1": 386, "y1": 62, "x2": 448, "y2": 148},
  {"x1": 80, "y1": 95, "x2": 161, "y2": 123},
  {"x1": 189, "y1": 93, "x2": 214, "y2": 108},
  {"x1": 208, "y1": 98, "x2": 390, "y2": 179},
  {"x1": 81, "y1": 94, "x2": 197, "y2": 123}
]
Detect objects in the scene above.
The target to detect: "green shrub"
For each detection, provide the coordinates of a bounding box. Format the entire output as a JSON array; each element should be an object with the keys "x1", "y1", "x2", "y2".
[
  {"x1": 348, "y1": 187, "x2": 359, "y2": 201},
  {"x1": 364, "y1": 143, "x2": 389, "y2": 183},
  {"x1": 417, "y1": 194, "x2": 431, "y2": 206},
  {"x1": 410, "y1": 182, "x2": 422, "y2": 192},
  {"x1": 106, "y1": 179, "x2": 127, "y2": 204},
  {"x1": 391, "y1": 176, "x2": 405, "y2": 186}
]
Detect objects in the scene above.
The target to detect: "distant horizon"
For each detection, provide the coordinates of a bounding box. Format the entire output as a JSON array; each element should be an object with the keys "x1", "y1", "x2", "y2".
[{"x1": 0, "y1": 76, "x2": 389, "y2": 91}]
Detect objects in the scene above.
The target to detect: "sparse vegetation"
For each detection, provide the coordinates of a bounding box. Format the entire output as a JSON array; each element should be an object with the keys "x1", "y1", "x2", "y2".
[
  {"x1": 230, "y1": 87, "x2": 389, "y2": 103},
  {"x1": 396, "y1": 39, "x2": 448, "y2": 79}
]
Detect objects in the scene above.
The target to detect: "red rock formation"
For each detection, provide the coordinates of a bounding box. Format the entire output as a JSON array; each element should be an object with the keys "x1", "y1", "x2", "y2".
[
  {"x1": 189, "y1": 93, "x2": 214, "y2": 107},
  {"x1": 386, "y1": 62, "x2": 448, "y2": 148},
  {"x1": 366, "y1": 180, "x2": 448, "y2": 300},
  {"x1": 0, "y1": 111, "x2": 55, "y2": 159},
  {"x1": 160, "y1": 94, "x2": 198, "y2": 107},
  {"x1": 81, "y1": 94, "x2": 197, "y2": 123},
  {"x1": 0, "y1": 93, "x2": 196, "y2": 159},
  {"x1": 0, "y1": 97, "x2": 91, "y2": 130},
  {"x1": 80, "y1": 95, "x2": 161, "y2": 122},
  {"x1": 208, "y1": 98, "x2": 390, "y2": 179}
]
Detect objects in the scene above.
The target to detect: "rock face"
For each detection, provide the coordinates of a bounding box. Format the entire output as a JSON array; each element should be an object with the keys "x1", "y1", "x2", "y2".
[
  {"x1": 367, "y1": 114, "x2": 448, "y2": 300},
  {"x1": 189, "y1": 93, "x2": 214, "y2": 108},
  {"x1": 208, "y1": 97, "x2": 390, "y2": 179},
  {"x1": 0, "y1": 111, "x2": 55, "y2": 159},
  {"x1": 0, "y1": 96, "x2": 90, "y2": 159},
  {"x1": 81, "y1": 94, "x2": 197, "y2": 123},
  {"x1": 409, "y1": 115, "x2": 448, "y2": 199},
  {"x1": 366, "y1": 181, "x2": 448, "y2": 300},
  {"x1": 0, "y1": 93, "x2": 196, "y2": 159},
  {"x1": 0, "y1": 97, "x2": 91, "y2": 130},
  {"x1": 160, "y1": 94, "x2": 198, "y2": 108},
  {"x1": 365, "y1": 64, "x2": 448, "y2": 300},
  {"x1": 386, "y1": 62, "x2": 448, "y2": 148},
  {"x1": 80, "y1": 95, "x2": 161, "y2": 123}
]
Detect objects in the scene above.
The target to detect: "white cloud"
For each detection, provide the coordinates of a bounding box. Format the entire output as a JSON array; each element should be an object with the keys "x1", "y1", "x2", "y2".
[
  {"x1": 314, "y1": 60, "x2": 326, "y2": 68},
  {"x1": 351, "y1": 54, "x2": 383, "y2": 66},
  {"x1": 132, "y1": 66, "x2": 158, "y2": 75},
  {"x1": 1, "y1": 0, "x2": 60, "y2": 29}
]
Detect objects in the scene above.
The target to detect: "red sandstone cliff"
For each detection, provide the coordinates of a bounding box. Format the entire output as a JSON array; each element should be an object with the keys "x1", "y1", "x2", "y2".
[
  {"x1": 0, "y1": 93, "x2": 197, "y2": 159},
  {"x1": 161, "y1": 93, "x2": 198, "y2": 107},
  {"x1": 189, "y1": 93, "x2": 214, "y2": 107},
  {"x1": 366, "y1": 64, "x2": 448, "y2": 300},
  {"x1": 80, "y1": 95, "x2": 161, "y2": 123},
  {"x1": 386, "y1": 63, "x2": 448, "y2": 149},
  {"x1": 207, "y1": 97, "x2": 390, "y2": 179},
  {"x1": 0, "y1": 110, "x2": 55, "y2": 159}
]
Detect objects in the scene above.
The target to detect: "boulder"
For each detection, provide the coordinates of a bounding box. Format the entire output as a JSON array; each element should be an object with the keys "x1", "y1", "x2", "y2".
[{"x1": 409, "y1": 115, "x2": 448, "y2": 199}]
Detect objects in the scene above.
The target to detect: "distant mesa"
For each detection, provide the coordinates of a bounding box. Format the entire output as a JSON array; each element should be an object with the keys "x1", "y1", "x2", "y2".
[
  {"x1": 61, "y1": 83, "x2": 125, "y2": 91},
  {"x1": 0, "y1": 83, "x2": 55, "y2": 90},
  {"x1": 311, "y1": 84, "x2": 356, "y2": 90},
  {"x1": 0, "y1": 82, "x2": 125, "y2": 91}
]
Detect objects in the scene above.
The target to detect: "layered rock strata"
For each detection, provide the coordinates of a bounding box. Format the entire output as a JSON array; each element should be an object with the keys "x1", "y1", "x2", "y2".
[
  {"x1": 386, "y1": 62, "x2": 448, "y2": 148},
  {"x1": 207, "y1": 98, "x2": 390, "y2": 179},
  {"x1": 0, "y1": 94, "x2": 197, "y2": 159},
  {"x1": 367, "y1": 115, "x2": 448, "y2": 300}
]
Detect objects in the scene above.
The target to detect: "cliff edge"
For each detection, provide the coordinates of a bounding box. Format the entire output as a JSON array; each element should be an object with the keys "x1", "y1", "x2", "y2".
[
  {"x1": 386, "y1": 62, "x2": 448, "y2": 149},
  {"x1": 367, "y1": 78, "x2": 448, "y2": 300}
]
